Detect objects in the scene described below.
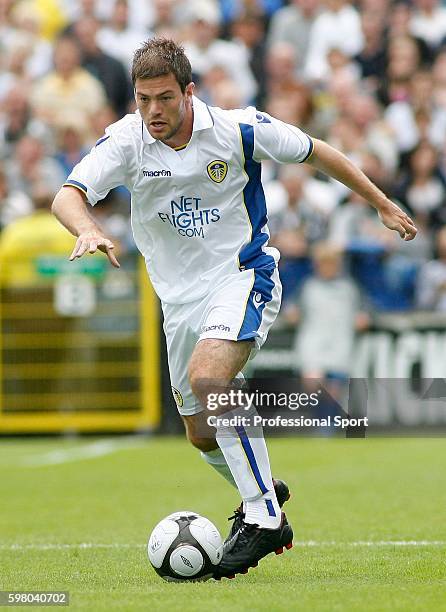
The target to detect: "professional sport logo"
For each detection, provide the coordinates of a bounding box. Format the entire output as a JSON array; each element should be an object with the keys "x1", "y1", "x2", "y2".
[
  {"x1": 207, "y1": 160, "x2": 228, "y2": 183},
  {"x1": 171, "y1": 386, "x2": 184, "y2": 408}
]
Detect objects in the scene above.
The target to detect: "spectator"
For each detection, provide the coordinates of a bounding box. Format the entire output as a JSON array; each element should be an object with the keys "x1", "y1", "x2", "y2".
[
  {"x1": 343, "y1": 93, "x2": 398, "y2": 174},
  {"x1": 183, "y1": 0, "x2": 257, "y2": 105},
  {"x1": 150, "y1": 0, "x2": 184, "y2": 36},
  {"x1": 74, "y1": 15, "x2": 133, "y2": 117},
  {"x1": 61, "y1": 0, "x2": 99, "y2": 24},
  {"x1": 394, "y1": 141, "x2": 446, "y2": 229},
  {"x1": 0, "y1": 85, "x2": 49, "y2": 161},
  {"x1": 329, "y1": 190, "x2": 394, "y2": 251},
  {"x1": 0, "y1": 36, "x2": 33, "y2": 101},
  {"x1": 97, "y1": 0, "x2": 150, "y2": 71},
  {"x1": 209, "y1": 78, "x2": 243, "y2": 110},
  {"x1": 53, "y1": 113, "x2": 89, "y2": 177},
  {"x1": 358, "y1": 0, "x2": 388, "y2": 23},
  {"x1": 31, "y1": 35, "x2": 107, "y2": 128},
  {"x1": 326, "y1": 47, "x2": 361, "y2": 85},
  {"x1": 0, "y1": 0, "x2": 15, "y2": 44},
  {"x1": 416, "y1": 226, "x2": 446, "y2": 311},
  {"x1": 218, "y1": 0, "x2": 283, "y2": 24},
  {"x1": 5, "y1": 134, "x2": 65, "y2": 198},
  {"x1": 0, "y1": 181, "x2": 74, "y2": 287},
  {"x1": 264, "y1": 42, "x2": 302, "y2": 99},
  {"x1": 88, "y1": 104, "x2": 119, "y2": 147},
  {"x1": 267, "y1": 164, "x2": 338, "y2": 300},
  {"x1": 26, "y1": 0, "x2": 67, "y2": 41},
  {"x1": 304, "y1": 0, "x2": 364, "y2": 84},
  {"x1": 384, "y1": 69, "x2": 446, "y2": 153},
  {"x1": 329, "y1": 187, "x2": 421, "y2": 310},
  {"x1": 9, "y1": 2, "x2": 53, "y2": 80},
  {"x1": 354, "y1": 9, "x2": 387, "y2": 87},
  {"x1": 230, "y1": 10, "x2": 267, "y2": 107},
  {"x1": 63, "y1": 0, "x2": 154, "y2": 33},
  {"x1": 378, "y1": 35, "x2": 421, "y2": 108},
  {"x1": 268, "y1": 164, "x2": 338, "y2": 243},
  {"x1": 387, "y1": 1, "x2": 432, "y2": 63},
  {"x1": 432, "y1": 50, "x2": 446, "y2": 108},
  {"x1": 267, "y1": 0, "x2": 319, "y2": 75},
  {"x1": 0, "y1": 164, "x2": 33, "y2": 231},
  {"x1": 285, "y1": 241, "x2": 369, "y2": 378},
  {"x1": 410, "y1": 0, "x2": 446, "y2": 54},
  {"x1": 200, "y1": 67, "x2": 237, "y2": 106}
]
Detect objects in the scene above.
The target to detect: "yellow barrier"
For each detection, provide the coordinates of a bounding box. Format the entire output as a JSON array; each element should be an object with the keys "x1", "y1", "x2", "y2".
[{"x1": 0, "y1": 254, "x2": 160, "y2": 433}]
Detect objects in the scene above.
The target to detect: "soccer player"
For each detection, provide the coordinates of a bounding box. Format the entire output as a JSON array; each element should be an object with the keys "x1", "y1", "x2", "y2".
[{"x1": 51, "y1": 38, "x2": 417, "y2": 579}]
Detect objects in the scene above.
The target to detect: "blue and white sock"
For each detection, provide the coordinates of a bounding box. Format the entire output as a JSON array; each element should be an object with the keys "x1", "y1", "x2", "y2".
[
  {"x1": 201, "y1": 448, "x2": 236, "y2": 488},
  {"x1": 215, "y1": 409, "x2": 281, "y2": 529}
]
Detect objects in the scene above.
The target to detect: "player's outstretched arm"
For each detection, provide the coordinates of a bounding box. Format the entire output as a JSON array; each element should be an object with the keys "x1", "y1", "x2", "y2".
[
  {"x1": 306, "y1": 138, "x2": 417, "y2": 241},
  {"x1": 51, "y1": 186, "x2": 120, "y2": 268}
]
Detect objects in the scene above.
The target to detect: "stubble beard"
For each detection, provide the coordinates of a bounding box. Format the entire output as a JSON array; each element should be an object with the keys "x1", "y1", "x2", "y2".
[{"x1": 150, "y1": 101, "x2": 187, "y2": 143}]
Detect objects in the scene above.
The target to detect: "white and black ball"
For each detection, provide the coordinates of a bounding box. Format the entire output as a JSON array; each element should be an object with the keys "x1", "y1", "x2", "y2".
[{"x1": 147, "y1": 511, "x2": 223, "y2": 582}]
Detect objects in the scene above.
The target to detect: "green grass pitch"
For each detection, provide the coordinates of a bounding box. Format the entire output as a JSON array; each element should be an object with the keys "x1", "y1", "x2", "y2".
[{"x1": 0, "y1": 436, "x2": 445, "y2": 611}]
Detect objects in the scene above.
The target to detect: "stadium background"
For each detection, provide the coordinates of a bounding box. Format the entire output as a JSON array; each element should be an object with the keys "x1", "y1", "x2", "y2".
[{"x1": 1, "y1": 0, "x2": 446, "y2": 432}]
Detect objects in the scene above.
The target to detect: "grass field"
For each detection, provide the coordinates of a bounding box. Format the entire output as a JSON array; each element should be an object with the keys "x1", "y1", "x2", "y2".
[{"x1": 0, "y1": 436, "x2": 445, "y2": 611}]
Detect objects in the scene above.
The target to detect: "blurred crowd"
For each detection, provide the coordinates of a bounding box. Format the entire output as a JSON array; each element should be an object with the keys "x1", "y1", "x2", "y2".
[{"x1": 1, "y1": 0, "x2": 446, "y2": 324}]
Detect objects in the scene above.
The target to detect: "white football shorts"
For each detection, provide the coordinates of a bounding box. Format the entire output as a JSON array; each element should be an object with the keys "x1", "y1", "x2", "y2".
[{"x1": 162, "y1": 267, "x2": 282, "y2": 416}]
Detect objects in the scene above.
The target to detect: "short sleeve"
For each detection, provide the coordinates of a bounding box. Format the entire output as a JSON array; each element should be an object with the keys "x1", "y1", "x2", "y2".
[
  {"x1": 252, "y1": 111, "x2": 313, "y2": 164},
  {"x1": 64, "y1": 133, "x2": 128, "y2": 205}
]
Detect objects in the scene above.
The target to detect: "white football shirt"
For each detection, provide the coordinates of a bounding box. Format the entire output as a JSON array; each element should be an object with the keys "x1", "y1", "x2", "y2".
[{"x1": 65, "y1": 96, "x2": 313, "y2": 304}]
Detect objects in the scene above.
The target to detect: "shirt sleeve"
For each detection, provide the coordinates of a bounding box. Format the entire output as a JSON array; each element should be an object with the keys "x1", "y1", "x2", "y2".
[
  {"x1": 64, "y1": 132, "x2": 128, "y2": 205},
  {"x1": 252, "y1": 111, "x2": 314, "y2": 164}
]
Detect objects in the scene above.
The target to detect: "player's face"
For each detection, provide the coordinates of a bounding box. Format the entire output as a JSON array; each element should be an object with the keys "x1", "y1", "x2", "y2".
[{"x1": 135, "y1": 74, "x2": 194, "y2": 145}]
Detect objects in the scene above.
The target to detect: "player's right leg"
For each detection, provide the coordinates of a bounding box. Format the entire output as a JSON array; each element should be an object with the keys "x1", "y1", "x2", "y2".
[{"x1": 161, "y1": 298, "x2": 237, "y2": 487}]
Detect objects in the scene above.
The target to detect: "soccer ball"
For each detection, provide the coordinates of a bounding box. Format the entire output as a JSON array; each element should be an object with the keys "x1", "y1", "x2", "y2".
[{"x1": 147, "y1": 511, "x2": 223, "y2": 582}]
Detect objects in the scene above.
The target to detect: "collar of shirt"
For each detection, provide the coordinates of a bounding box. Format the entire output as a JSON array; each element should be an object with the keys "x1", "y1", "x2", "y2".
[{"x1": 140, "y1": 95, "x2": 214, "y2": 145}]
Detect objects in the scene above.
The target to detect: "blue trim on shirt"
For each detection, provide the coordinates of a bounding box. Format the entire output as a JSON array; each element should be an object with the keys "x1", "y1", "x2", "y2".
[
  {"x1": 64, "y1": 179, "x2": 88, "y2": 194},
  {"x1": 237, "y1": 268, "x2": 275, "y2": 341},
  {"x1": 238, "y1": 123, "x2": 275, "y2": 270},
  {"x1": 95, "y1": 135, "x2": 110, "y2": 147},
  {"x1": 300, "y1": 135, "x2": 314, "y2": 163}
]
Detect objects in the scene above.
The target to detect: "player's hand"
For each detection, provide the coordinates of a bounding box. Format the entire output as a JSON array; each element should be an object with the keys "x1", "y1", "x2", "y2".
[
  {"x1": 69, "y1": 231, "x2": 120, "y2": 268},
  {"x1": 377, "y1": 200, "x2": 417, "y2": 241}
]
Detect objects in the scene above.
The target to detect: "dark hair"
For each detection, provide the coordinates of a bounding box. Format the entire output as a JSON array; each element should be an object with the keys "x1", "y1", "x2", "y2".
[{"x1": 132, "y1": 38, "x2": 192, "y2": 92}]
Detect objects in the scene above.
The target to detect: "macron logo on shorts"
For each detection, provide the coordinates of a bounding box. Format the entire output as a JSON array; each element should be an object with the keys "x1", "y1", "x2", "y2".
[{"x1": 202, "y1": 324, "x2": 230, "y2": 333}]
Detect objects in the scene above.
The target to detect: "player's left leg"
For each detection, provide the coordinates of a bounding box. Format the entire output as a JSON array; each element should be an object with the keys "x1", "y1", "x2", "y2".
[
  {"x1": 187, "y1": 337, "x2": 293, "y2": 578},
  {"x1": 181, "y1": 411, "x2": 237, "y2": 487}
]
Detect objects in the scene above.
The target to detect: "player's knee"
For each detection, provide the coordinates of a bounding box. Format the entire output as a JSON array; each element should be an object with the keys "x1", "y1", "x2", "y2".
[
  {"x1": 188, "y1": 368, "x2": 211, "y2": 404},
  {"x1": 187, "y1": 431, "x2": 218, "y2": 452},
  {"x1": 188, "y1": 367, "x2": 231, "y2": 406}
]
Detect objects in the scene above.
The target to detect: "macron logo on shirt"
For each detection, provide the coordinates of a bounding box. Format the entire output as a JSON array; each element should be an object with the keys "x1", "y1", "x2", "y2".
[{"x1": 143, "y1": 169, "x2": 172, "y2": 177}]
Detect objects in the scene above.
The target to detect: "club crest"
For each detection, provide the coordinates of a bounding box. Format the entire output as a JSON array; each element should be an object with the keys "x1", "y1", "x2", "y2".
[
  {"x1": 171, "y1": 386, "x2": 184, "y2": 408},
  {"x1": 207, "y1": 160, "x2": 228, "y2": 183}
]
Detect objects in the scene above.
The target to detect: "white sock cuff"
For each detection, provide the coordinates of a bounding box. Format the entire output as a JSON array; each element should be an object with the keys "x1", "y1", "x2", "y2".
[
  {"x1": 200, "y1": 448, "x2": 226, "y2": 465},
  {"x1": 201, "y1": 448, "x2": 237, "y2": 488}
]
